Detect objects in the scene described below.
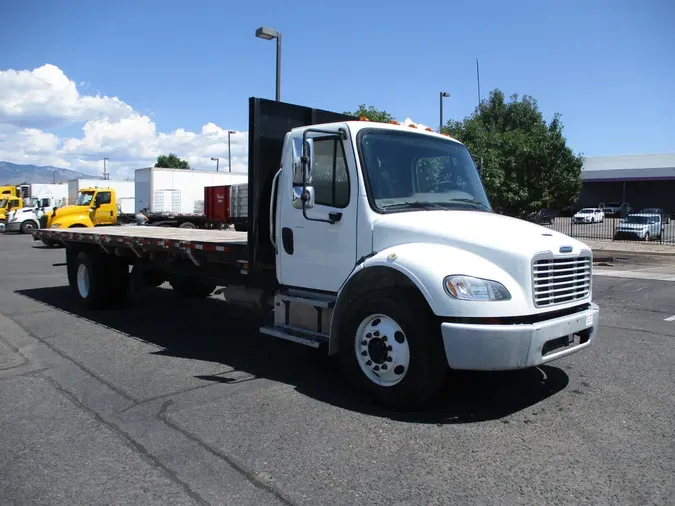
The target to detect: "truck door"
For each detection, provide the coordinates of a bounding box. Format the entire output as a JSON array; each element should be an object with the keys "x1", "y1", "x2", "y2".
[
  {"x1": 93, "y1": 191, "x2": 114, "y2": 224},
  {"x1": 277, "y1": 127, "x2": 358, "y2": 293}
]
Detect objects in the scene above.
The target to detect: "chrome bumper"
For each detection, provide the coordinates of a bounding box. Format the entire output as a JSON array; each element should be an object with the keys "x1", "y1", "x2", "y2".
[{"x1": 441, "y1": 303, "x2": 599, "y2": 370}]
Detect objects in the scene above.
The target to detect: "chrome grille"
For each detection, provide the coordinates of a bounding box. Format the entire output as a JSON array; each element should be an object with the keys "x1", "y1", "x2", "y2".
[{"x1": 532, "y1": 255, "x2": 591, "y2": 307}]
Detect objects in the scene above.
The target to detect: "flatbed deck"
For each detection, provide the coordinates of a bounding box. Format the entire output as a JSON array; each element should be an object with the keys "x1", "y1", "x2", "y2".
[{"x1": 34, "y1": 226, "x2": 248, "y2": 261}]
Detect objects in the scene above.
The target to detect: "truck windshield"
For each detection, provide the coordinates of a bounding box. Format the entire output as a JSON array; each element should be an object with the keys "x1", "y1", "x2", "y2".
[
  {"x1": 76, "y1": 192, "x2": 95, "y2": 206},
  {"x1": 358, "y1": 130, "x2": 491, "y2": 213}
]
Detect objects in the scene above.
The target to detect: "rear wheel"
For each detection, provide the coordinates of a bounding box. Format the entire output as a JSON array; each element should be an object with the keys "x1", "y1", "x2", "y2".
[
  {"x1": 338, "y1": 289, "x2": 447, "y2": 409},
  {"x1": 68, "y1": 250, "x2": 129, "y2": 309},
  {"x1": 178, "y1": 221, "x2": 197, "y2": 229}
]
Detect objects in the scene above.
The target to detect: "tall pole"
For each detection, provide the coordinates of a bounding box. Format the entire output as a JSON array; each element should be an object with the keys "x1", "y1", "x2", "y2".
[
  {"x1": 476, "y1": 58, "x2": 481, "y2": 107},
  {"x1": 211, "y1": 157, "x2": 219, "y2": 171},
  {"x1": 276, "y1": 33, "x2": 281, "y2": 102},
  {"x1": 439, "y1": 92, "x2": 450, "y2": 132},
  {"x1": 103, "y1": 157, "x2": 109, "y2": 180},
  {"x1": 256, "y1": 27, "x2": 282, "y2": 102},
  {"x1": 227, "y1": 131, "x2": 234, "y2": 172},
  {"x1": 439, "y1": 93, "x2": 443, "y2": 133}
]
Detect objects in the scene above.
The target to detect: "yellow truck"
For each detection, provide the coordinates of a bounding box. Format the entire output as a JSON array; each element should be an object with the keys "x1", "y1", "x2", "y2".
[
  {"x1": 46, "y1": 186, "x2": 128, "y2": 228},
  {"x1": 0, "y1": 186, "x2": 25, "y2": 222}
]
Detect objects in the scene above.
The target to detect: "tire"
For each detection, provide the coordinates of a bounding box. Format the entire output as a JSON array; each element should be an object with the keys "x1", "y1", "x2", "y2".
[
  {"x1": 178, "y1": 221, "x2": 197, "y2": 229},
  {"x1": 338, "y1": 288, "x2": 447, "y2": 410},
  {"x1": 70, "y1": 251, "x2": 129, "y2": 309},
  {"x1": 170, "y1": 276, "x2": 216, "y2": 298},
  {"x1": 20, "y1": 220, "x2": 38, "y2": 234}
]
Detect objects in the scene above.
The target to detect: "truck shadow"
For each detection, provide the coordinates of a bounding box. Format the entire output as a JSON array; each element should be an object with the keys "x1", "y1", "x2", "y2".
[{"x1": 16, "y1": 285, "x2": 569, "y2": 424}]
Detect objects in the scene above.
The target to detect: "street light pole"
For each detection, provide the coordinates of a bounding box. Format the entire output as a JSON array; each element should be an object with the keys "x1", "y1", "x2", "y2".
[
  {"x1": 227, "y1": 130, "x2": 236, "y2": 172},
  {"x1": 256, "y1": 26, "x2": 281, "y2": 101},
  {"x1": 211, "y1": 157, "x2": 219, "y2": 172},
  {"x1": 439, "y1": 92, "x2": 450, "y2": 132}
]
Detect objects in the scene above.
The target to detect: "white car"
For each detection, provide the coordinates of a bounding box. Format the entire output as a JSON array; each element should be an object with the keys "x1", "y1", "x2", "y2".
[{"x1": 573, "y1": 208, "x2": 604, "y2": 224}]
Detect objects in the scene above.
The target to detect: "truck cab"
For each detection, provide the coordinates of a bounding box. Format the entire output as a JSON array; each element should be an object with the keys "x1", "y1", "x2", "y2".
[
  {"x1": 261, "y1": 115, "x2": 598, "y2": 404},
  {"x1": 47, "y1": 188, "x2": 118, "y2": 228},
  {"x1": 0, "y1": 196, "x2": 24, "y2": 222}
]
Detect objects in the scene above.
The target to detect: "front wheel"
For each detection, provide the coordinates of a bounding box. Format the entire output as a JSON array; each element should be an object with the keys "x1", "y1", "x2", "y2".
[
  {"x1": 20, "y1": 220, "x2": 37, "y2": 234},
  {"x1": 338, "y1": 289, "x2": 447, "y2": 409}
]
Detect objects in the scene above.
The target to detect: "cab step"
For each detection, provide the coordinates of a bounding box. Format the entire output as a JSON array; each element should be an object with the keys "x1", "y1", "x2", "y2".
[
  {"x1": 278, "y1": 289, "x2": 336, "y2": 309},
  {"x1": 259, "y1": 324, "x2": 328, "y2": 348}
]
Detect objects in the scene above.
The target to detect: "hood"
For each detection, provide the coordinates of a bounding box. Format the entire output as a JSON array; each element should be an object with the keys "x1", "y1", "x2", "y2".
[
  {"x1": 372, "y1": 210, "x2": 590, "y2": 267},
  {"x1": 48, "y1": 205, "x2": 91, "y2": 226},
  {"x1": 617, "y1": 222, "x2": 649, "y2": 230}
]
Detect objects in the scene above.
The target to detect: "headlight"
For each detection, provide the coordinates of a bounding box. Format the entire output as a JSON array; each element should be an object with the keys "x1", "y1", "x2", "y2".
[{"x1": 443, "y1": 275, "x2": 511, "y2": 301}]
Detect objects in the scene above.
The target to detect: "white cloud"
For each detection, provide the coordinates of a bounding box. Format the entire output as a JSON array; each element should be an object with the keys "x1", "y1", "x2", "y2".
[{"x1": 0, "y1": 64, "x2": 248, "y2": 178}]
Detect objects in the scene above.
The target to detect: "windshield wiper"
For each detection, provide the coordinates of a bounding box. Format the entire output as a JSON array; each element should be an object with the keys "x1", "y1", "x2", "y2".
[
  {"x1": 380, "y1": 202, "x2": 448, "y2": 212},
  {"x1": 447, "y1": 198, "x2": 492, "y2": 212}
]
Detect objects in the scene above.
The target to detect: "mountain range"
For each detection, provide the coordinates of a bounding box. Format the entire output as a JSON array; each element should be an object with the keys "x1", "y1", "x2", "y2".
[{"x1": 0, "y1": 161, "x2": 96, "y2": 184}]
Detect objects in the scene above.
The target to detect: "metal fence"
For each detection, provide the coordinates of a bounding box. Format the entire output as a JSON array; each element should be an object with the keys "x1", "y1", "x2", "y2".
[{"x1": 532, "y1": 215, "x2": 675, "y2": 245}]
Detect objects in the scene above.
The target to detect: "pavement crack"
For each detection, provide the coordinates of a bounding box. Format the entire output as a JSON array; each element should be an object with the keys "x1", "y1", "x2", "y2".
[
  {"x1": 44, "y1": 375, "x2": 210, "y2": 506},
  {"x1": 117, "y1": 382, "x2": 220, "y2": 415},
  {"x1": 157, "y1": 400, "x2": 296, "y2": 506},
  {"x1": 3, "y1": 312, "x2": 137, "y2": 403}
]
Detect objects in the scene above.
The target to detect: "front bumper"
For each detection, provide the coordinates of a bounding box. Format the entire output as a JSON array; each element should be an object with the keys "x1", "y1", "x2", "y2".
[
  {"x1": 441, "y1": 303, "x2": 599, "y2": 370},
  {"x1": 6, "y1": 222, "x2": 21, "y2": 231}
]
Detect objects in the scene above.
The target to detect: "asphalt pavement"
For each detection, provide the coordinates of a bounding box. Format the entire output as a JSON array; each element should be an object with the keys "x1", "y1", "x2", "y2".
[{"x1": 0, "y1": 233, "x2": 673, "y2": 505}]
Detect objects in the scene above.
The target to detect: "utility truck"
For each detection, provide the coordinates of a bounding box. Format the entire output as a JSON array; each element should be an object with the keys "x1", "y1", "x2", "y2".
[{"x1": 34, "y1": 97, "x2": 599, "y2": 408}]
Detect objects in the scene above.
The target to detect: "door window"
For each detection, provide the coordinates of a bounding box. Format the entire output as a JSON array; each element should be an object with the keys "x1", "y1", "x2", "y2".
[
  {"x1": 97, "y1": 192, "x2": 112, "y2": 205},
  {"x1": 294, "y1": 137, "x2": 350, "y2": 208}
]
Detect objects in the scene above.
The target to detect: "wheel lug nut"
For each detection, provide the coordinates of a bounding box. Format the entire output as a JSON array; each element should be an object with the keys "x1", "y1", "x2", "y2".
[
  {"x1": 365, "y1": 360, "x2": 372, "y2": 366},
  {"x1": 386, "y1": 357, "x2": 393, "y2": 362},
  {"x1": 361, "y1": 351, "x2": 368, "y2": 356},
  {"x1": 361, "y1": 340, "x2": 367, "y2": 346},
  {"x1": 373, "y1": 365, "x2": 380, "y2": 371},
  {"x1": 383, "y1": 335, "x2": 388, "y2": 341},
  {"x1": 366, "y1": 333, "x2": 372, "y2": 338},
  {"x1": 387, "y1": 345, "x2": 392, "y2": 351},
  {"x1": 381, "y1": 364, "x2": 387, "y2": 370},
  {"x1": 373, "y1": 331, "x2": 380, "y2": 337}
]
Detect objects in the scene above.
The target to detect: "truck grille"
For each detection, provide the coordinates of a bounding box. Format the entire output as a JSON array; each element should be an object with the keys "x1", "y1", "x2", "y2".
[{"x1": 532, "y1": 255, "x2": 591, "y2": 307}]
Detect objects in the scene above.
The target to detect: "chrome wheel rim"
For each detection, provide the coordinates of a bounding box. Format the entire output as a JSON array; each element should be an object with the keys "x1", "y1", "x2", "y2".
[
  {"x1": 354, "y1": 313, "x2": 410, "y2": 387},
  {"x1": 77, "y1": 264, "x2": 90, "y2": 298}
]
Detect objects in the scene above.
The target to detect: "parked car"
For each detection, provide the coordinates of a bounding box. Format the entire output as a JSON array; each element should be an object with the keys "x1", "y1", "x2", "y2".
[
  {"x1": 527, "y1": 208, "x2": 556, "y2": 225},
  {"x1": 640, "y1": 208, "x2": 670, "y2": 225},
  {"x1": 601, "y1": 202, "x2": 631, "y2": 218},
  {"x1": 613, "y1": 213, "x2": 663, "y2": 241},
  {"x1": 573, "y1": 208, "x2": 605, "y2": 224}
]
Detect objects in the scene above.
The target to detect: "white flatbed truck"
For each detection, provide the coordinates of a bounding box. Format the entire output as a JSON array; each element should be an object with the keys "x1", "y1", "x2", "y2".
[{"x1": 34, "y1": 97, "x2": 599, "y2": 409}]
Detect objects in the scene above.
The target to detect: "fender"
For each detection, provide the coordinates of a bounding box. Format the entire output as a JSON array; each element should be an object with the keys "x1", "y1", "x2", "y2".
[{"x1": 328, "y1": 242, "x2": 526, "y2": 355}]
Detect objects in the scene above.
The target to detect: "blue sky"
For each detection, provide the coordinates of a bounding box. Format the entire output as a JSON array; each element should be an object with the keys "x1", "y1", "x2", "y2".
[{"x1": 1, "y1": 0, "x2": 673, "y2": 175}]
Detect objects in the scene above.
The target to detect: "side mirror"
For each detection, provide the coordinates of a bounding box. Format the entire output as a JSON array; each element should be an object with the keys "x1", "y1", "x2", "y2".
[
  {"x1": 301, "y1": 138, "x2": 315, "y2": 184},
  {"x1": 292, "y1": 186, "x2": 315, "y2": 210}
]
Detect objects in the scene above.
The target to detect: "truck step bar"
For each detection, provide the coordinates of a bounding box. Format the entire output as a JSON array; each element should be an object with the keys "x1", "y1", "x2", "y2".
[
  {"x1": 259, "y1": 324, "x2": 328, "y2": 348},
  {"x1": 278, "y1": 289, "x2": 336, "y2": 308}
]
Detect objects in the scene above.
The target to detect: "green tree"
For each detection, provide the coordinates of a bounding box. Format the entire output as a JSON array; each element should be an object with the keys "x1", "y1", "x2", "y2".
[
  {"x1": 154, "y1": 153, "x2": 190, "y2": 169},
  {"x1": 443, "y1": 89, "x2": 583, "y2": 217},
  {"x1": 343, "y1": 104, "x2": 394, "y2": 123}
]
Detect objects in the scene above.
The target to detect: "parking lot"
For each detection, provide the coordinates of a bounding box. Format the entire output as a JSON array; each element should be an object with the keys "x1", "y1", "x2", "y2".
[
  {"x1": 544, "y1": 217, "x2": 675, "y2": 244},
  {"x1": 1, "y1": 233, "x2": 673, "y2": 505}
]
